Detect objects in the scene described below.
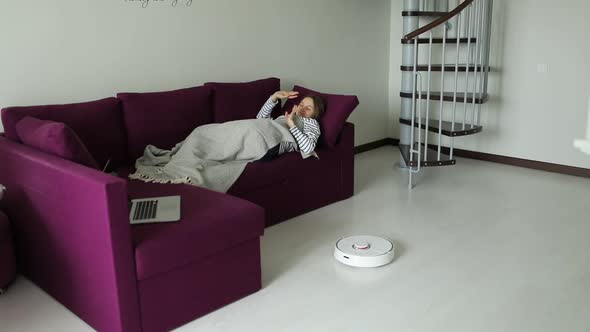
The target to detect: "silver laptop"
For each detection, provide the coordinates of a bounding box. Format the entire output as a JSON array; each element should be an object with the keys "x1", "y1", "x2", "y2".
[{"x1": 129, "y1": 196, "x2": 181, "y2": 224}]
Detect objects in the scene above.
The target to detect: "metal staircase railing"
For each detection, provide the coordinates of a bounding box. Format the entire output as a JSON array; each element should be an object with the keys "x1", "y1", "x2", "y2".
[{"x1": 400, "y1": 0, "x2": 493, "y2": 188}]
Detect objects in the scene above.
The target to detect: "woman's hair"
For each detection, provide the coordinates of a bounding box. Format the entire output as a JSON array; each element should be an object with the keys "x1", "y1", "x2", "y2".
[{"x1": 304, "y1": 95, "x2": 326, "y2": 119}]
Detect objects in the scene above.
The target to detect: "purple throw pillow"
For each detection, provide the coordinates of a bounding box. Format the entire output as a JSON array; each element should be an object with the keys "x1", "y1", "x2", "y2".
[
  {"x1": 279, "y1": 85, "x2": 359, "y2": 148},
  {"x1": 205, "y1": 77, "x2": 280, "y2": 123},
  {"x1": 15, "y1": 117, "x2": 100, "y2": 169},
  {"x1": 118, "y1": 85, "x2": 213, "y2": 160}
]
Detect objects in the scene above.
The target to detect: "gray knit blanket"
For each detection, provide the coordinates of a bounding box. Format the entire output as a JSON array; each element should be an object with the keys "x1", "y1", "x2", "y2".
[{"x1": 129, "y1": 118, "x2": 309, "y2": 193}]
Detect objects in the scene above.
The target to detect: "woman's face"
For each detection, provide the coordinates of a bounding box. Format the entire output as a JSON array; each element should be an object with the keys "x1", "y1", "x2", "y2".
[{"x1": 296, "y1": 97, "x2": 316, "y2": 118}]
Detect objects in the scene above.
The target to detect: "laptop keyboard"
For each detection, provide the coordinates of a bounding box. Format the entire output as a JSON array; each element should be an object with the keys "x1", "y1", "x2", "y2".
[{"x1": 133, "y1": 200, "x2": 158, "y2": 221}]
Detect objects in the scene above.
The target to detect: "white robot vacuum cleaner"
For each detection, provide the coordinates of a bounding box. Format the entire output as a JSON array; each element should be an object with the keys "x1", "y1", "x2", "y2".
[{"x1": 334, "y1": 235, "x2": 395, "y2": 268}]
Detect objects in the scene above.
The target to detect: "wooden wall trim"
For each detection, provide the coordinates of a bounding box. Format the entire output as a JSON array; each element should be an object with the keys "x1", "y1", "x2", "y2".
[{"x1": 354, "y1": 139, "x2": 590, "y2": 179}]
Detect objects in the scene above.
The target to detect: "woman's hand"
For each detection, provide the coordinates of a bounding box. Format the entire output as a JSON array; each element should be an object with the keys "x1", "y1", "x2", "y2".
[
  {"x1": 285, "y1": 105, "x2": 298, "y2": 128},
  {"x1": 272, "y1": 91, "x2": 299, "y2": 102}
]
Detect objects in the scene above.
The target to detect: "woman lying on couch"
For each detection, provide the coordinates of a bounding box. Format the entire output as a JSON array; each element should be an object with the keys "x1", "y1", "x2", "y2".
[
  {"x1": 257, "y1": 91, "x2": 325, "y2": 161},
  {"x1": 129, "y1": 91, "x2": 326, "y2": 192}
]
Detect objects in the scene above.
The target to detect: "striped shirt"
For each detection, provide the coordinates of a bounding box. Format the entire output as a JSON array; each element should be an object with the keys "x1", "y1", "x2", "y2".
[{"x1": 256, "y1": 98, "x2": 321, "y2": 156}]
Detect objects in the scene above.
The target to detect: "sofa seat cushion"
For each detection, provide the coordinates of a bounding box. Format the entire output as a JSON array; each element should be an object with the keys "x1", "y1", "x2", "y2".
[
  {"x1": 205, "y1": 77, "x2": 280, "y2": 123},
  {"x1": 228, "y1": 146, "x2": 341, "y2": 196},
  {"x1": 1, "y1": 97, "x2": 127, "y2": 169},
  {"x1": 227, "y1": 152, "x2": 318, "y2": 195},
  {"x1": 118, "y1": 85, "x2": 213, "y2": 161},
  {"x1": 228, "y1": 147, "x2": 343, "y2": 226},
  {"x1": 126, "y1": 180, "x2": 265, "y2": 281}
]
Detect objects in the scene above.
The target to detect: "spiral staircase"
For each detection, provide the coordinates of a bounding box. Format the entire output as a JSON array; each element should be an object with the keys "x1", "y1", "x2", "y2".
[{"x1": 399, "y1": 0, "x2": 493, "y2": 188}]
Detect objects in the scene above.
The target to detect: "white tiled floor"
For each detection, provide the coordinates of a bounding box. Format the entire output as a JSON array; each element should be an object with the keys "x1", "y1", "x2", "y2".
[{"x1": 1, "y1": 146, "x2": 590, "y2": 332}]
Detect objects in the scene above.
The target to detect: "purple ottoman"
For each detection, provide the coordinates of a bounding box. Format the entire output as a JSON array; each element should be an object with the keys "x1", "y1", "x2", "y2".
[{"x1": 0, "y1": 210, "x2": 16, "y2": 294}]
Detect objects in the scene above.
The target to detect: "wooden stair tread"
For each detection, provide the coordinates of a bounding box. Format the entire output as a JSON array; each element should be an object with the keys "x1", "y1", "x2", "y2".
[
  {"x1": 400, "y1": 64, "x2": 489, "y2": 72},
  {"x1": 401, "y1": 37, "x2": 477, "y2": 44},
  {"x1": 399, "y1": 118, "x2": 483, "y2": 137},
  {"x1": 399, "y1": 91, "x2": 488, "y2": 104},
  {"x1": 402, "y1": 11, "x2": 448, "y2": 17},
  {"x1": 399, "y1": 144, "x2": 456, "y2": 167}
]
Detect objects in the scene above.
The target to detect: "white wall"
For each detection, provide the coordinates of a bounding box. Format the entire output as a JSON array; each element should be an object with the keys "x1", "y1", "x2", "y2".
[
  {"x1": 389, "y1": 0, "x2": 590, "y2": 169},
  {"x1": 0, "y1": 0, "x2": 391, "y2": 146},
  {"x1": 389, "y1": 0, "x2": 404, "y2": 141}
]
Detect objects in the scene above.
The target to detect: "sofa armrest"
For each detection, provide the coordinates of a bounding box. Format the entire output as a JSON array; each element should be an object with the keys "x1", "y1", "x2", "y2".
[
  {"x1": 0, "y1": 137, "x2": 141, "y2": 332},
  {"x1": 335, "y1": 122, "x2": 355, "y2": 150},
  {"x1": 335, "y1": 122, "x2": 354, "y2": 198}
]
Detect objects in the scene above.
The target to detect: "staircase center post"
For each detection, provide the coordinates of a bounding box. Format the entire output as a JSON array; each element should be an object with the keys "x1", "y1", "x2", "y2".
[{"x1": 400, "y1": 0, "x2": 421, "y2": 167}]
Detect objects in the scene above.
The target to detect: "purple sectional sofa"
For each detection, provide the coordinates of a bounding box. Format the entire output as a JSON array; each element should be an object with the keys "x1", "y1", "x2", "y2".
[
  {"x1": 0, "y1": 209, "x2": 16, "y2": 294},
  {"x1": 0, "y1": 77, "x2": 357, "y2": 332}
]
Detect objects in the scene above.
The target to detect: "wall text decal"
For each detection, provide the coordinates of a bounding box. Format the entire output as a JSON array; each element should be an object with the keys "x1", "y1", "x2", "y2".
[{"x1": 125, "y1": 0, "x2": 193, "y2": 8}]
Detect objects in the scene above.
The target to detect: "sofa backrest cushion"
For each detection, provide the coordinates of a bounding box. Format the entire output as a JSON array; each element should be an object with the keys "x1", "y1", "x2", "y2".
[
  {"x1": 276, "y1": 85, "x2": 359, "y2": 148},
  {"x1": 1, "y1": 97, "x2": 127, "y2": 169},
  {"x1": 205, "y1": 77, "x2": 280, "y2": 123},
  {"x1": 118, "y1": 85, "x2": 213, "y2": 161},
  {"x1": 15, "y1": 117, "x2": 100, "y2": 169}
]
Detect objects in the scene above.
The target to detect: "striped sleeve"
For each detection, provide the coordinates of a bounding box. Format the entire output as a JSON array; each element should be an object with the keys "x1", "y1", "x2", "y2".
[
  {"x1": 256, "y1": 97, "x2": 279, "y2": 119},
  {"x1": 288, "y1": 118, "x2": 321, "y2": 155}
]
